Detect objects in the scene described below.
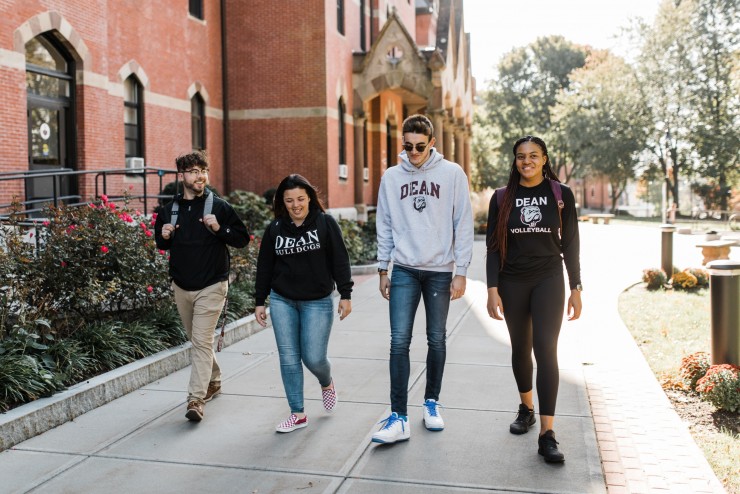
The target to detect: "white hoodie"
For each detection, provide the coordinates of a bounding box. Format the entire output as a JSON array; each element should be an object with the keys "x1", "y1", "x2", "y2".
[{"x1": 376, "y1": 148, "x2": 474, "y2": 275}]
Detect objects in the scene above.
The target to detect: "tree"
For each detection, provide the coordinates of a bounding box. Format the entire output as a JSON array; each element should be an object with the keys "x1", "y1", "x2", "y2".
[
  {"x1": 687, "y1": 0, "x2": 740, "y2": 210},
  {"x1": 633, "y1": 0, "x2": 697, "y2": 209},
  {"x1": 479, "y1": 36, "x2": 589, "y2": 183},
  {"x1": 553, "y1": 51, "x2": 651, "y2": 212}
]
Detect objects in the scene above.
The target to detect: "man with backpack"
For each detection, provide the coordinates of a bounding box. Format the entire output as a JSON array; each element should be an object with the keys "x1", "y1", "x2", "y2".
[{"x1": 155, "y1": 151, "x2": 250, "y2": 422}]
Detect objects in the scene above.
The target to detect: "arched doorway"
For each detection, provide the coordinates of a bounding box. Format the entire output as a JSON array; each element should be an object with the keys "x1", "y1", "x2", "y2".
[{"x1": 25, "y1": 33, "x2": 77, "y2": 209}]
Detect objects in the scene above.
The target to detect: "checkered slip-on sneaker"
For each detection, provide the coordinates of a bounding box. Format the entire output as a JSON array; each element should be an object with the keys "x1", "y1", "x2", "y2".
[
  {"x1": 276, "y1": 413, "x2": 308, "y2": 433},
  {"x1": 322, "y1": 381, "x2": 337, "y2": 413}
]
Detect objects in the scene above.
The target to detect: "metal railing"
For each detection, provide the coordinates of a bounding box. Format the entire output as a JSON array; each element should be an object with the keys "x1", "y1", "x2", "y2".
[{"x1": 0, "y1": 167, "x2": 179, "y2": 219}]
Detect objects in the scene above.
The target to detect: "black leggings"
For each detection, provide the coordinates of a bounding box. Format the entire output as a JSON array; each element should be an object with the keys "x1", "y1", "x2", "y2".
[{"x1": 499, "y1": 271, "x2": 564, "y2": 416}]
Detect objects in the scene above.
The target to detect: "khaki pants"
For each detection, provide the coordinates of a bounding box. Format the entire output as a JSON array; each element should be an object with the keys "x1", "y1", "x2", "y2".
[{"x1": 173, "y1": 280, "x2": 228, "y2": 404}]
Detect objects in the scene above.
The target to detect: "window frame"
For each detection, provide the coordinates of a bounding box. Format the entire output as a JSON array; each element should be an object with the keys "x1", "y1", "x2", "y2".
[
  {"x1": 124, "y1": 75, "x2": 144, "y2": 160},
  {"x1": 191, "y1": 93, "x2": 206, "y2": 151}
]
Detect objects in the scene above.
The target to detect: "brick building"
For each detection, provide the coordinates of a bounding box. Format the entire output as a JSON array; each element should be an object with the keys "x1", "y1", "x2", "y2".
[{"x1": 0, "y1": 0, "x2": 474, "y2": 216}]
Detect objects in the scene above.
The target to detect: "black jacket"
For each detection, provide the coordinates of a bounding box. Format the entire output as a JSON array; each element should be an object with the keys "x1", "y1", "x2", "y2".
[
  {"x1": 154, "y1": 191, "x2": 250, "y2": 291},
  {"x1": 254, "y1": 209, "x2": 353, "y2": 305}
]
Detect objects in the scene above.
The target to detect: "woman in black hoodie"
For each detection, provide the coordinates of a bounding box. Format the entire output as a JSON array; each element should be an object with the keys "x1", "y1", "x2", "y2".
[{"x1": 255, "y1": 174, "x2": 353, "y2": 433}]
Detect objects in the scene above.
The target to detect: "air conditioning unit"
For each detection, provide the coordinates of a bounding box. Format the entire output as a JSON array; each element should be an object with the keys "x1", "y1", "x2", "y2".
[
  {"x1": 338, "y1": 164, "x2": 348, "y2": 179},
  {"x1": 125, "y1": 157, "x2": 145, "y2": 173},
  {"x1": 363, "y1": 168, "x2": 369, "y2": 181}
]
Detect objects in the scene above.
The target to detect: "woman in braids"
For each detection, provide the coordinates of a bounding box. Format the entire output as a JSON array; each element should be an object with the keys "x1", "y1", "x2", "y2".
[{"x1": 486, "y1": 136, "x2": 582, "y2": 463}]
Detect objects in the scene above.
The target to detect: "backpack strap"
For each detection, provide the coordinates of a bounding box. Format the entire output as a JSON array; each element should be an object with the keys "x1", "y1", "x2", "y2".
[
  {"x1": 549, "y1": 179, "x2": 564, "y2": 237},
  {"x1": 169, "y1": 192, "x2": 216, "y2": 235}
]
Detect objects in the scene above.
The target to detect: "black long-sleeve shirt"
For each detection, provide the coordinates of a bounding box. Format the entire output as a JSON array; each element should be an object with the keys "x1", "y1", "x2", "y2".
[
  {"x1": 486, "y1": 180, "x2": 581, "y2": 289},
  {"x1": 254, "y1": 209, "x2": 353, "y2": 305},
  {"x1": 154, "y1": 191, "x2": 250, "y2": 291}
]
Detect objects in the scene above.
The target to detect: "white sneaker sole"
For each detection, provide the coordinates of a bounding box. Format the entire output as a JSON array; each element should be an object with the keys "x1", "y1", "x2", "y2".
[
  {"x1": 276, "y1": 422, "x2": 308, "y2": 433},
  {"x1": 371, "y1": 435, "x2": 410, "y2": 444}
]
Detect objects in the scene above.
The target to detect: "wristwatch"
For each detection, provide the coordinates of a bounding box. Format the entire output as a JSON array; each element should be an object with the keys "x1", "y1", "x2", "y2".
[
  {"x1": 574, "y1": 283, "x2": 583, "y2": 292},
  {"x1": 378, "y1": 268, "x2": 388, "y2": 276}
]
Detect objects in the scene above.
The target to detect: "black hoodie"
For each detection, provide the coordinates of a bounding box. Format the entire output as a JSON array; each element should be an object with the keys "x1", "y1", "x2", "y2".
[
  {"x1": 154, "y1": 191, "x2": 250, "y2": 291},
  {"x1": 255, "y1": 209, "x2": 353, "y2": 305}
]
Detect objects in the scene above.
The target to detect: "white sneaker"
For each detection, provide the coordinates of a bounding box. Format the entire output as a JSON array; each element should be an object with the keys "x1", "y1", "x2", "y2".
[
  {"x1": 423, "y1": 399, "x2": 444, "y2": 431},
  {"x1": 371, "y1": 412, "x2": 410, "y2": 444}
]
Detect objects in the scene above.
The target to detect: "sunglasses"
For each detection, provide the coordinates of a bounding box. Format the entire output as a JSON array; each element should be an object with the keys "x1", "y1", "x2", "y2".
[{"x1": 403, "y1": 142, "x2": 429, "y2": 153}]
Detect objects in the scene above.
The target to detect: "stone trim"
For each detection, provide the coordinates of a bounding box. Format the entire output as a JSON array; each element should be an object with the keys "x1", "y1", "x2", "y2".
[{"x1": 13, "y1": 10, "x2": 91, "y2": 67}]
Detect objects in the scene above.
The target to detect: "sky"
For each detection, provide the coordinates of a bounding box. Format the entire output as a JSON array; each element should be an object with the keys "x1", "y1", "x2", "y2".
[{"x1": 463, "y1": 0, "x2": 662, "y2": 88}]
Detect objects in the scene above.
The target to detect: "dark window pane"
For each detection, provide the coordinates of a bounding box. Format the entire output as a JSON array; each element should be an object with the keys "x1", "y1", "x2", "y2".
[{"x1": 189, "y1": 0, "x2": 203, "y2": 19}]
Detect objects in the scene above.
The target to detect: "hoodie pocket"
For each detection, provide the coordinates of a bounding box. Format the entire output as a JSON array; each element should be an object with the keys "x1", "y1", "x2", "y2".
[{"x1": 393, "y1": 227, "x2": 448, "y2": 267}]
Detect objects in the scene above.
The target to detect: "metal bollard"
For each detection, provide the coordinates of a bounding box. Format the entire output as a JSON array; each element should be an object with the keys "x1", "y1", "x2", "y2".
[
  {"x1": 660, "y1": 225, "x2": 676, "y2": 277},
  {"x1": 706, "y1": 260, "x2": 740, "y2": 365}
]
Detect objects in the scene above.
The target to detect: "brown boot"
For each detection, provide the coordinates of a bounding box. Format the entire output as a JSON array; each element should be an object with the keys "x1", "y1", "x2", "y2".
[
  {"x1": 186, "y1": 400, "x2": 204, "y2": 422},
  {"x1": 204, "y1": 382, "x2": 221, "y2": 402}
]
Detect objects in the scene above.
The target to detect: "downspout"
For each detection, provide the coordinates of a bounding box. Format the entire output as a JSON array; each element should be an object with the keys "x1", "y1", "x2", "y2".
[{"x1": 220, "y1": 0, "x2": 231, "y2": 193}]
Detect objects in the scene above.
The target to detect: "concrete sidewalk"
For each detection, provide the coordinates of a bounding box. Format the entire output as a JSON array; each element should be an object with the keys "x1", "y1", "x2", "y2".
[{"x1": 0, "y1": 223, "x2": 729, "y2": 493}]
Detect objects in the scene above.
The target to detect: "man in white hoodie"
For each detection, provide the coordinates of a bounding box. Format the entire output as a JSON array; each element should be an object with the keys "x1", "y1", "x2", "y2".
[{"x1": 371, "y1": 114, "x2": 474, "y2": 444}]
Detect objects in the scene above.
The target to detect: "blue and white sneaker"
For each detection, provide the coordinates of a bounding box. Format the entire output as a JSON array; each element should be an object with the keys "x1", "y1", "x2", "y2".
[
  {"x1": 371, "y1": 412, "x2": 410, "y2": 443},
  {"x1": 423, "y1": 399, "x2": 444, "y2": 431}
]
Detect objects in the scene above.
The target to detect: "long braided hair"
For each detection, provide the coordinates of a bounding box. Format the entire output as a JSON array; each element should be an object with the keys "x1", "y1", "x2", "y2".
[{"x1": 487, "y1": 136, "x2": 560, "y2": 268}]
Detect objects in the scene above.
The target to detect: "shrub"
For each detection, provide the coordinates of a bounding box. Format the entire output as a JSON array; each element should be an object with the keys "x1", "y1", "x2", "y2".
[
  {"x1": 679, "y1": 351, "x2": 711, "y2": 390},
  {"x1": 227, "y1": 190, "x2": 272, "y2": 234},
  {"x1": 337, "y1": 217, "x2": 377, "y2": 265},
  {"x1": 672, "y1": 270, "x2": 698, "y2": 290},
  {"x1": 474, "y1": 210, "x2": 488, "y2": 234},
  {"x1": 642, "y1": 268, "x2": 667, "y2": 290},
  {"x1": 696, "y1": 364, "x2": 740, "y2": 412},
  {"x1": 685, "y1": 268, "x2": 709, "y2": 288}
]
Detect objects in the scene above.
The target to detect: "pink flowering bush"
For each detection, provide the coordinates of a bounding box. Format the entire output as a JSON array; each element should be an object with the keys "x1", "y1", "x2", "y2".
[
  {"x1": 1, "y1": 197, "x2": 170, "y2": 334},
  {"x1": 696, "y1": 364, "x2": 740, "y2": 413}
]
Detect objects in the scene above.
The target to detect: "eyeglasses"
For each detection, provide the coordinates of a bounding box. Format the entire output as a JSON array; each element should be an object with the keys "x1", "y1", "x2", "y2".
[
  {"x1": 403, "y1": 142, "x2": 429, "y2": 153},
  {"x1": 182, "y1": 169, "x2": 208, "y2": 177}
]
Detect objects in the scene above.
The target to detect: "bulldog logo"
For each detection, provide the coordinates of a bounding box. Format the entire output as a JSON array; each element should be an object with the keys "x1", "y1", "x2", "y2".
[
  {"x1": 413, "y1": 196, "x2": 427, "y2": 212},
  {"x1": 520, "y1": 205, "x2": 542, "y2": 227}
]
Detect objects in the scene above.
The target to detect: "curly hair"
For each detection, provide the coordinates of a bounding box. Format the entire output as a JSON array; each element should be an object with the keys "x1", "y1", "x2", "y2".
[{"x1": 175, "y1": 150, "x2": 209, "y2": 172}]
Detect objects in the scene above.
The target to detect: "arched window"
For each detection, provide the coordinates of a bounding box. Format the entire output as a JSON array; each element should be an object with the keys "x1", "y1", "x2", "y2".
[
  {"x1": 338, "y1": 98, "x2": 346, "y2": 166},
  {"x1": 25, "y1": 33, "x2": 77, "y2": 208},
  {"x1": 191, "y1": 93, "x2": 206, "y2": 151},
  {"x1": 124, "y1": 76, "x2": 144, "y2": 160}
]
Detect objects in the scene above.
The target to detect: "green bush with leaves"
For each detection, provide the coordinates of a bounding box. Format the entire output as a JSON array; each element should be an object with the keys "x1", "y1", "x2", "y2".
[
  {"x1": 227, "y1": 190, "x2": 273, "y2": 234},
  {"x1": 642, "y1": 268, "x2": 668, "y2": 290},
  {"x1": 696, "y1": 364, "x2": 740, "y2": 413},
  {"x1": 337, "y1": 216, "x2": 377, "y2": 265}
]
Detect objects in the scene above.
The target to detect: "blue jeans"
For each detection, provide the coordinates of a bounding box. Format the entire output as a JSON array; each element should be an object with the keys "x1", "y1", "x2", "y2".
[
  {"x1": 269, "y1": 290, "x2": 334, "y2": 413},
  {"x1": 388, "y1": 265, "x2": 452, "y2": 416}
]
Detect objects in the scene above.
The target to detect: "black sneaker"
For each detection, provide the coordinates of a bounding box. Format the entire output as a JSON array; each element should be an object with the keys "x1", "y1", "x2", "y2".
[
  {"x1": 538, "y1": 430, "x2": 565, "y2": 463},
  {"x1": 509, "y1": 403, "x2": 535, "y2": 434}
]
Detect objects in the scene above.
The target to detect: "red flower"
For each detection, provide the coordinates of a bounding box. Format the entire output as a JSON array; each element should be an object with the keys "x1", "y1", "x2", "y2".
[
  {"x1": 129, "y1": 185, "x2": 134, "y2": 190},
  {"x1": 250, "y1": 234, "x2": 255, "y2": 241},
  {"x1": 108, "y1": 202, "x2": 117, "y2": 210},
  {"x1": 42, "y1": 220, "x2": 50, "y2": 226},
  {"x1": 140, "y1": 222, "x2": 148, "y2": 229},
  {"x1": 158, "y1": 249, "x2": 166, "y2": 255},
  {"x1": 60, "y1": 261, "x2": 67, "y2": 267},
  {"x1": 89, "y1": 203, "x2": 97, "y2": 209},
  {"x1": 146, "y1": 285, "x2": 153, "y2": 293},
  {"x1": 101, "y1": 194, "x2": 108, "y2": 203},
  {"x1": 145, "y1": 230, "x2": 153, "y2": 237},
  {"x1": 152, "y1": 213, "x2": 158, "y2": 220},
  {"x1": 100, "y1": 245, "x2": 109, "y2": 254},
  {"x1": 29, "y1": 232, "x2": 34, "y2": 238}
]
